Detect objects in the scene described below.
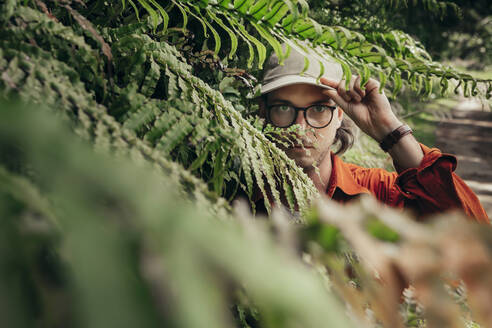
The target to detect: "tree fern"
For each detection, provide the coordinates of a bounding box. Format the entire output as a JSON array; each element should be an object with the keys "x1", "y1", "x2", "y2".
[
  {"x1": 1, "y1": 1, "x2": 320, "y2": 215},
  {"x1": 1, "y1": 5, "x2": 228, "y2": 216},
  {"x1": 127, "y1": 0, "x2": 491, "y2": 99}
]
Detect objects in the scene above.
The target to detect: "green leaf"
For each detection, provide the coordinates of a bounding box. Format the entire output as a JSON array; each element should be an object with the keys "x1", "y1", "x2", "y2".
[
  {"x1": 250, "y1": 21, "x2": 281, "y2": 66},
  {"x1": 454, "y1": 79, "x2": 462, "y2": 95},
  {"x1": 136, "y1": 0, "x2": 159, "y2": 31},
  {"x1": 248, "y1": 0, "x2": 269, "y2": 20},
  {"x1": 233, "y1": 0, "x2": 253, "y2": 14},
  {"x1": 212, "y1": 148, "x2": 227, "y2": 194},
  {"x1": 267, "y1": 3, "x2": 290, "y2": 28},
  {"x1": 186, "y1": 4, "x2": 209, "y2": 38},
  {"x1": 360, "y1": 64, "x2": 371, "y2": 89},
  {"x1": 338, "y1": 59, "x2": 351, "y2": 89},
  {"x1": 189, "y1": 143, "x2": 212, "y2": 171},
  {"x1": 366, "y1": 218, "x2": 400, "y2": 242},
  {"x1": 280, "y1": 13, "x2": 295, "y2": 32},
  {"x1": 235, "y1": 20, "x2": 266, "y2": 68},
  {"x1": 172, "y1": 0, "x2": 189, "y2": 31},
  {"x1": 301, "y1": 56, "x2": 309, "y2": 75},
  {"x1": 379, "y1": 70, "x2": 388, "y2": 92},
  {"x1": 207, "y1": 8, "x2": 238, "y2": 59},
  {"x1": 228, "y1": 17, "x2": 255, "y2": 68},
  {"x1": 409, "y1": 72, "x2": 417, "y2": 91},
  {"x1": 424, "y1": 74, "x2": 433, "y2": 97},
  {"x1": 148, "y1": 0, "x2": 169, "y2": 33},
  {"x1": 439, "y1": 76, "x2": 448, "y2": 95},
  {"x1": 193, "y1": 6, "x2": 221, "y2": 55},
  {"x1": 127, "y1": 0, "x2": 140, "y2": 21},
  {"x1": 219, "y1": 0, "x2": 232, "y2": 8},
  {"x1": 333, "y1": 26, "x2": 352, "y2": 49},
  {"x1": 282, "y1": 176, "x2": 295, "y2": 213},
  {"x1": 471, "y1": 79, "x2": 478, "y2": 96},
  {"x1": 262, "y1": 1, "x2": 285, "y2": 24},
  {"x1": 391, "y1": 69, "x2": 402, "y2": 98}
]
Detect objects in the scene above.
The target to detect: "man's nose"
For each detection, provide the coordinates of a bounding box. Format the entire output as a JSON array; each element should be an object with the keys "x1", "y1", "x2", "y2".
[{"x1": 294, "y1": 110, "x2": 308, "y2": 129}]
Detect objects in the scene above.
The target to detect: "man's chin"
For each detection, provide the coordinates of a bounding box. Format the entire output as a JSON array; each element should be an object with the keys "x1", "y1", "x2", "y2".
[
  {"x1": 285, "y1": 147, "x2": 329, "y2": 171},
  {"x1": 286, "y1": 151, "x2": 315, "y2": 169}
]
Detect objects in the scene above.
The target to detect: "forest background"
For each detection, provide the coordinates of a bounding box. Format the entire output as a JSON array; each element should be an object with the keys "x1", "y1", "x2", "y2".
[{"x1": 1, "y1": 0, "x2": 492, "y2": 328}]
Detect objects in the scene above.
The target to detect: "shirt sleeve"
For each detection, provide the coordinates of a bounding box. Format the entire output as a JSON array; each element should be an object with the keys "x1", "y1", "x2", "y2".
[{"x1": 393, "y1": 144, "x2": 489, "y2": 223}]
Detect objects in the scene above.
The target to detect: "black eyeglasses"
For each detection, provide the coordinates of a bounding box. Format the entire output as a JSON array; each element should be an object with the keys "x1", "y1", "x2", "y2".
[{"x1": 266, "y1": 103, "x2": 337, "y2": 129}]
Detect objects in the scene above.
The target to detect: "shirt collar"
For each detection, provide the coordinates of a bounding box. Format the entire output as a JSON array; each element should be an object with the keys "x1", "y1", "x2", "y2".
[{"x1": 326, "y1": 152, "x2": 371, "y2": 197}]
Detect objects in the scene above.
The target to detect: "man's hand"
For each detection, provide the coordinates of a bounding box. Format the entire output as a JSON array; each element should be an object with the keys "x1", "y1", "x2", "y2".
[
  {"x1": 320, "y1": 75, "x2": 402, "y2": 142},
  {"x1": 320, "y1": 75, "x2": 424, "y2": 171}
]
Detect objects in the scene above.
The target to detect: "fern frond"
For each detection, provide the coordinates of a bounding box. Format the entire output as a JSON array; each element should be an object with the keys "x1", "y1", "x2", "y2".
[
  {"x1": 1, "y1": 3, "x2": 319, "y2": 216},
  {"x1": 128, "y1": 0, "x2": 490, "y2": 97},
  {"x1": 0, "y1": 7, "x2": 227, "y2": 216}
]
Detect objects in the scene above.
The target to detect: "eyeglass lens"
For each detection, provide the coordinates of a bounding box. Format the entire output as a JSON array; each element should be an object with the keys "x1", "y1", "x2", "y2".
[
  {"x1": 269, "y1": 105, "x2": 297, "y2": 127},
  {"x1": 268, "y1": 104, "x2": 333, "y2": 128}
]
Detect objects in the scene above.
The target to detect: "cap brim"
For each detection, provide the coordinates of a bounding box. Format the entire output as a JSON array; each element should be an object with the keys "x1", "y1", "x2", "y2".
[{"x1": 260, "y1": 75, "x2": 335, "y2": 94}]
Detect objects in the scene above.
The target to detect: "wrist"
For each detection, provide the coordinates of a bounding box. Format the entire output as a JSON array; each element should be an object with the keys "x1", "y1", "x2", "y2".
[
  {"x1": 379, "y1": 124, "x2": 413, "y2": 152},
  {"x1": 373, "y1": 119, "x2": 403, "y2": 142}
]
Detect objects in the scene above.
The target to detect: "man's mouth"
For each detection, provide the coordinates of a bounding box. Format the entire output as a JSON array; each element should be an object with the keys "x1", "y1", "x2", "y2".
[{"x1": 292, "y1": 143, "x2": 314, "y2": 149}]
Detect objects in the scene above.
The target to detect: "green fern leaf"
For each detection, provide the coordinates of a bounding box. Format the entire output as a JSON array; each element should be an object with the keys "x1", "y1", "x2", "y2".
[
  {"x1": 263, "y1": 1, "x2": 289, "y2": 27},
  {"x1": 236, "y1": 21, "x2": 267, "y2": 68},
  {"x1": 234, "y1": 0, "x2": 254, "y2": 14},
  {"x1": 148, "y1": 0, "x2": 169, "y2": 33},
  {"x1": 226, "y1": 16, "x2": 256, "y2": 67},
  {"x1": 135, "y1": 0, "x2": 159, "y2": 31},
  {"x1": 248, "y1": 0, "x2": 269, "y2": 20},
  {"x1": 207, "y1": 9, "x2": 238, "y2": 59}
]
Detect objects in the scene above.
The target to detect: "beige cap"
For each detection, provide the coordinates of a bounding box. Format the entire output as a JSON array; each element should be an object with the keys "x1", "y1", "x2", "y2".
[{"x1": 260, "y1": 44, "x2": 343, "y2": 94}]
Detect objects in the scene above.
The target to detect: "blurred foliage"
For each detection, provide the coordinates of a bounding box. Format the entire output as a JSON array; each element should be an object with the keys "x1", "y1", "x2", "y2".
[
  {"x1": 0, "y1": 102, "x2": 351, "y2": 328},
  {"x1": 1, "y1": 1, "x2": 492, "y2": 328},
  {"x1": 2, "y1": 101, "x2": 492, "y2": 328}
]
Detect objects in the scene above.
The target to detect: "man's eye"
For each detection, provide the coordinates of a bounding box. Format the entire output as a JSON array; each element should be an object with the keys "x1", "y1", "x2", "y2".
[
  {"x1": 312, "y1": 105, "x2": 328, "y2": 112},
  {"x1": 271, "y1": 105, "x2": 292, "y2": 112}
]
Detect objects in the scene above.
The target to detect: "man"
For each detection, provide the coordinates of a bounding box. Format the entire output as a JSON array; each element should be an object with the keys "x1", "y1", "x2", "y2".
[{"x1": 258, "y1": 45, "x2": 488, "y2": 223}]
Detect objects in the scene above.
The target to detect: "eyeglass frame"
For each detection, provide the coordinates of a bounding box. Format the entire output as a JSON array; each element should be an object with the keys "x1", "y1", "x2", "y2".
[{"x1": 265, "y1": 102, "x2": 337, "y2": 129}]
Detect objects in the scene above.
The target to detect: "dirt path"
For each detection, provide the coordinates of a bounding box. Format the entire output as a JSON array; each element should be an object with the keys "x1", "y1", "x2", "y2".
[{"x1": 435, "y1": 108, "x2": 492, "y2": 219}]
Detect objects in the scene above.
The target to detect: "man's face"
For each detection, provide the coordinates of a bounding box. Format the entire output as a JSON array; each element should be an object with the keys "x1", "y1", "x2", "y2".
[{"x1": 262, "y1": 83, "x2": 343, "y2": 170}]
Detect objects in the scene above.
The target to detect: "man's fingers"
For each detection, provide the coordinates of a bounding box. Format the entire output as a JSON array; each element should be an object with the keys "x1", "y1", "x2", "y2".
[
  {"x1": 321, "y1": 76, "x2": 362, "y2": 102},
  {"x1": 336, "y1": 79, "x2": 351, "y2": 102},
  {"x1": 364, "y1": 77, "x2": 380, "y2": 96},
  {"x1": 320, "y1": 77, "x2": 352, "y2": 113},
  {"x1": 354, "y1": 75, "x2": 366, "y2": 99},
  {"x1": 319, "y1": 77, "x2": 339, "y2": 89},
  {"x1": 348, "y1": 76, "x2": 362, "y2": 102},
  {"x1": 322, "y1": 88, "x2": 348, "y2": 110},
  {"x1": 320, "y1": 77, "x2": 350, "y2": 108}
]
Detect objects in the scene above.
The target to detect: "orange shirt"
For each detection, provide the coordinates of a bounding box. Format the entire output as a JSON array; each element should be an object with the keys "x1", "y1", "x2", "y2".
[
  {"x1": 249, "y1": 144, "x2": 488, "y2": 223},
  {"x1": 327, "y1": 144, "x2": 489, "y2": 223}
]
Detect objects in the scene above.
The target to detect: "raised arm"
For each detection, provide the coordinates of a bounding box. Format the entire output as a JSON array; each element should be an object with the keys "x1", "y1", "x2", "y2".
[
  {"x1": 320, "y1": 75, "x2": 423, "y2": 171},
  {"x1": 320, "y1": 75, "x2": 488, "y2": 223}
]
